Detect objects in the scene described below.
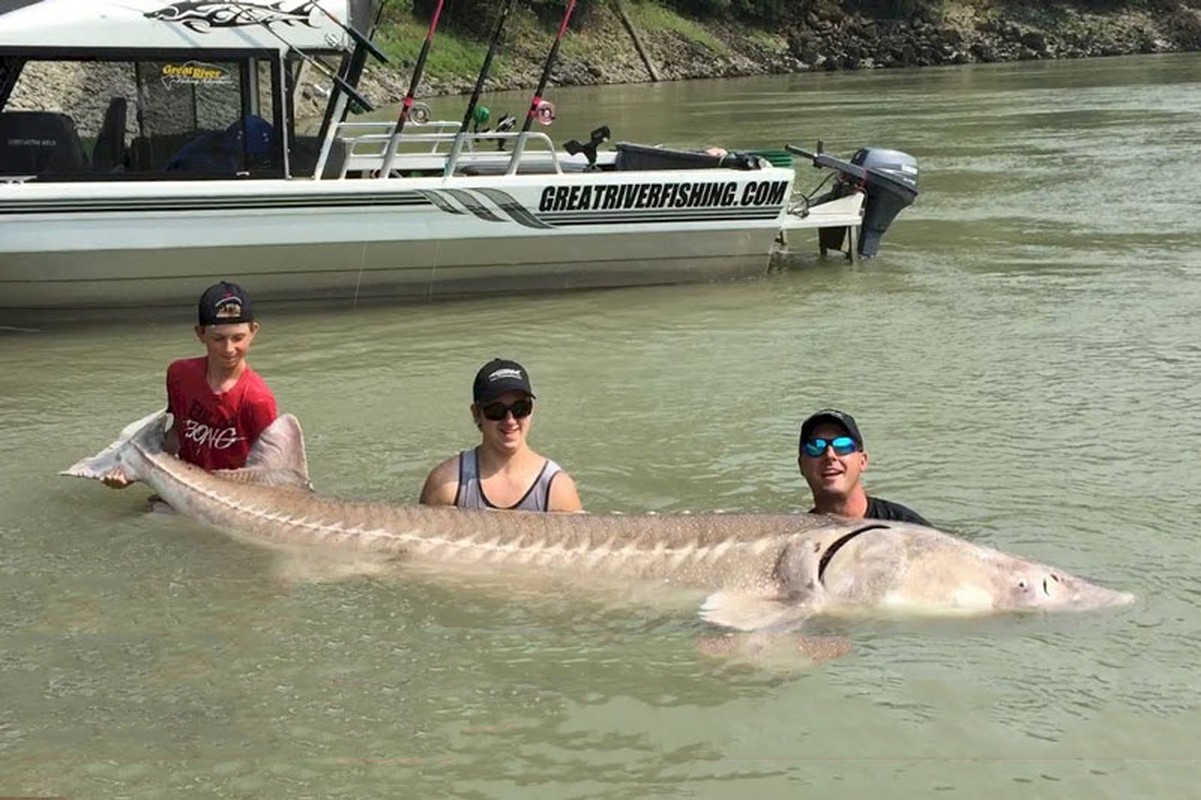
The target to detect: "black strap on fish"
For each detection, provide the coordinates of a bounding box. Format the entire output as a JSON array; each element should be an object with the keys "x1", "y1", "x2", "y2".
[{"x1": 818, "y1": 523, "x2": 890, "y2": 585}]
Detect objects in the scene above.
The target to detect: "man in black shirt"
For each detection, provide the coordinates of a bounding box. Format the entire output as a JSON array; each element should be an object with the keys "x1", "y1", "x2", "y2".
[{"x1": 798, "y1": 408, "x2": 930, "y2": 526}]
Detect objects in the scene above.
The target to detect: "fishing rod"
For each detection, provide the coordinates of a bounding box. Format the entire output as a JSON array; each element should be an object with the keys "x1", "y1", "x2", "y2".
[
  {"x1": 377, "y1": 0, "x2": 446, "y2": 178},
  {"x1": 226, "y1": 0, "x2": 374, "y2": 112},
  {"x1": 443, "y1": 0, "x2": 519, "y2": 177},
  {"x1": 506, "y1": 0, "x2": 577, "y2": 175},
  {"x1": 313, "y1": 21, "x2": 375, "y2": 177},
  {"x1": 310, "y1": 0, "x2": 389, "y2": 64}
]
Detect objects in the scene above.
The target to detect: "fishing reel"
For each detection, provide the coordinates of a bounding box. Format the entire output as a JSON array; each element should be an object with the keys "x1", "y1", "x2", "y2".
[
  {"x1": 470, "y1": 105, "x2": 491, "y2": 133},
  {"x1": 484, "y1": 113, "x2": 516, "y2": 151},
  {"x1": 407, "y1": 102, "x2": 432, "y2": 125},
  {"x1": 534, "y1": 100, "x2": 555, "y2": 126}
]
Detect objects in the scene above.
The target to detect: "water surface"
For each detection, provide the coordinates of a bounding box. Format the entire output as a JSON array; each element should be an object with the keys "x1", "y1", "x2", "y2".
[{"x1": 3, "y1": 54, "x2": 1200, "y2": 797}]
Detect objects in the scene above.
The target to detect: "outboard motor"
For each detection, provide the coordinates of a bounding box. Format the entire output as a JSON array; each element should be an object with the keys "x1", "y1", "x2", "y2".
[
  {"x1": 849, "y1": 148, "x2": 919, "y2": 256},
  {"x1": 788, "y1": 144, "x2": 920, "y2": 257}
]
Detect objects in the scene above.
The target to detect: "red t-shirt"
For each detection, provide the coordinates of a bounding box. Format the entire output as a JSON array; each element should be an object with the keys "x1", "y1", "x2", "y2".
[{"x1": 166, "y1": 356, "x2": 278, "y2": 471}]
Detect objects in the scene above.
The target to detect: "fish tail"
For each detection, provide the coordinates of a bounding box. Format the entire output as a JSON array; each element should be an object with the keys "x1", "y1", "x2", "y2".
[{"x1": 59, "y1": 410, "x2": 168, "y2": 482}]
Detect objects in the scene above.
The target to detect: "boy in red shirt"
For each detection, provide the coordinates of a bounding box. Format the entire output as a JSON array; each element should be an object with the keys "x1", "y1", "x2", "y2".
[{"x1": 105, "y1": 281, "x2": 277, "y2": 486}]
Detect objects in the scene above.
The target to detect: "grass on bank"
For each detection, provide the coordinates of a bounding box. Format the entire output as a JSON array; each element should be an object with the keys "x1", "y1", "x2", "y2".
[
  {"x1": 624, "y1": 1, "x2": 730, "y2": 56},
  {"x1": 373, "y1": 15, "x2": 500, "y2": 82},
  {"x1": 373, "y1": 1, "x2": 742, "y2": 86}
]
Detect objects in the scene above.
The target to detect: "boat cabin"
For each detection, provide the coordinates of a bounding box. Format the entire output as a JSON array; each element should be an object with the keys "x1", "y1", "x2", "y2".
[{"x1": 0, "y1": 0, "x2": 375, "y2": 181}]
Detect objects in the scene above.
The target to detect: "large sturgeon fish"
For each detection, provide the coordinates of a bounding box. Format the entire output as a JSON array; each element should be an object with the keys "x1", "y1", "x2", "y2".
[{"x1": 63, "y1": 412, "x2": 1134, "y2": 631}]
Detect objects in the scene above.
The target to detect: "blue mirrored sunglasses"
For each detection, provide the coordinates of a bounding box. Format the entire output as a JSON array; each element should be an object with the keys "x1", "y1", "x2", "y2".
[{"x1": 801, "y1": 436, "x2": 859, "y2": 458}]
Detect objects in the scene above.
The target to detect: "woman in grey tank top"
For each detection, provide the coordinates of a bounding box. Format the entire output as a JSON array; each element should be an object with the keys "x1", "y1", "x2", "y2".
[{"x1": 419, "y1": 358, "x2": 583, "y2": 513}]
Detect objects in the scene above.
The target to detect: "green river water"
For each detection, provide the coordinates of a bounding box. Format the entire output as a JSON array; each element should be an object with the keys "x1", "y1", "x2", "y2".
[{"x1": 2, "y1": 53, "x2": 1199, "y2": 797}]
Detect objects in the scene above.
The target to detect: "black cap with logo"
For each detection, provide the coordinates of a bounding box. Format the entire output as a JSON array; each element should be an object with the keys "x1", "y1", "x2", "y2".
[
  {"x1": 197, "y1": 281, "x2": 255, "y2": 327},
  {"x1": 799, "y1": 408, "x2": 864, "y2": 452},
  {"x1": 472, "y1": 358, "x2": 535, "y2": 404}
]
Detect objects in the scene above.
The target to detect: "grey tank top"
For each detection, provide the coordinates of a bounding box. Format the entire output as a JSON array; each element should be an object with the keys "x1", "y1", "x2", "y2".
[{"x1": 454, "y1": 448, "x2": 563, "y2": 511}]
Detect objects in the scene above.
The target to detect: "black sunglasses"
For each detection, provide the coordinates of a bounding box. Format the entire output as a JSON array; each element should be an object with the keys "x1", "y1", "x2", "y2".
[{"x1": 479, "y1": 398, "x2": 533, "y2": 421}]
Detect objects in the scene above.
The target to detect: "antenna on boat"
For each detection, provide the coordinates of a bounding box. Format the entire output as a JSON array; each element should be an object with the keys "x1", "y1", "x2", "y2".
[
  {"x1": 443, "y1": 0, "x2": 518, "y2": 178},
  {"x1": 225, "y1": 0, "x2": 375, "y2": 112},
  {"x1": 506, "y1": 0, "x2": 577, "y2": 176},
  {"x1": 376, "y1": 0, "x2": 446, "y2": 178}
]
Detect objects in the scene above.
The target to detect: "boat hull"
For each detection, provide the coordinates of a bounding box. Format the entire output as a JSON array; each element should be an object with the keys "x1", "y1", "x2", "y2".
[{"x1": 0, "y1": 169, "x2": 793, "y2": 314}]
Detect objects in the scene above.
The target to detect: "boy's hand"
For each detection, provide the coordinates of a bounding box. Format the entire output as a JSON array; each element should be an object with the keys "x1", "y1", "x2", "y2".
[{"x1": 102, "y1": 471, "x2": 134, "y2": 489}]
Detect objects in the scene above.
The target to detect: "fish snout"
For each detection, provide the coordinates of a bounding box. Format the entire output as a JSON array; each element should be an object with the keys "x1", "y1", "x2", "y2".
[{"x1": 1010, "y1": 570, "x2": 1134, "y2": 610}]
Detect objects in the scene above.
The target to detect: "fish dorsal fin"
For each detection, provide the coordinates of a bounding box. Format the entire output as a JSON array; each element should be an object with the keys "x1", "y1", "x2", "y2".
[
  {"x1": 217, "y1": 414, "x2": 313, "y2": 491},
  {"x1": 699, "y1": 590, "x2": 813, "y2": 632}
]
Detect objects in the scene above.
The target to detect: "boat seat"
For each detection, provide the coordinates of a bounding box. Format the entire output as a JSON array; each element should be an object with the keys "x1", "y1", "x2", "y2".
[
  {"x1": 129, "y1": 132, "x2": 208, "y2": 172},
  {"x1": 165, "y1": 115, "x2": 277, "y2": 175},
  {"x1": 0, "y1": 110, "x2": 90, "y2": 175},
  {"x1": 92, "y1": 97, "x2": 128, "y2": 173}
]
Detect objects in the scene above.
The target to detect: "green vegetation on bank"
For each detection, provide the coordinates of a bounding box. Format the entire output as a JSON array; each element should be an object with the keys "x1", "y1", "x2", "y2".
[
  {"x1": 387, "y1": 0, "x2": 1191, "y2": 32},
  {"x1": 374, "y1": 2, "x2": 594, "y2": 84},
  {"x1": 373, "y1": 14, "x2": 494, "y2": 78}
]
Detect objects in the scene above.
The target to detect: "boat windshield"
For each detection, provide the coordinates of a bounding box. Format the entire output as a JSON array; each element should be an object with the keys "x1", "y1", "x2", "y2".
[{"x1": 0, "y1": 54, "x2": 307, "y2": 181}]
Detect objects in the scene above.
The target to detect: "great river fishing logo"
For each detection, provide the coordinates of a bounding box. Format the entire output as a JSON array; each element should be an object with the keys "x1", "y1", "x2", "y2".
[
  {"x1": 160, "y1": 61, "x2": 233, "y2": 89},
  {"x1": 145, "y1": 0, "x2": 317, "y2": 32}
]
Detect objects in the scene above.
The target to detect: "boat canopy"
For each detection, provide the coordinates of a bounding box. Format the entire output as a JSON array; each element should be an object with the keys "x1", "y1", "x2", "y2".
[{"x1": 0, "y1": 0, "x2": 368, "y2": 54}]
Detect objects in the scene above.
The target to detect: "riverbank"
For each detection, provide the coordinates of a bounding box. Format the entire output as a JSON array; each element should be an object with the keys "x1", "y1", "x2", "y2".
[{"x1": 354, "y1": 0, "x2": 1201, "y2": 106}]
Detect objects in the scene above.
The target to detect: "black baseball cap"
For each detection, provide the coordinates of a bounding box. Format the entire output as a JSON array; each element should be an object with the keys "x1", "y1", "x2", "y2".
[
  {"x1": 197, "y1": 281, "x2": 254, "y2": 326},
  {"x1": 472, "y1": 358, "x2": 535, "y2": 404},
  {"x1": 799, "y1": 408, "x2": 864, "y2": 452}
]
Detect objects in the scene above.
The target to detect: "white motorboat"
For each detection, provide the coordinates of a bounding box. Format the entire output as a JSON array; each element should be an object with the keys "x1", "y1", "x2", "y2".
[{"x1": 0, "y1": 0, "x2": 919, "y2": 318}]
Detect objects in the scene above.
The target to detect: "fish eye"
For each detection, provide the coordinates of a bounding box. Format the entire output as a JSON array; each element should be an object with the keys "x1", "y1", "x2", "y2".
[{"x1": 1017, "y1": 580, "x2": 1027, "y2": 589}]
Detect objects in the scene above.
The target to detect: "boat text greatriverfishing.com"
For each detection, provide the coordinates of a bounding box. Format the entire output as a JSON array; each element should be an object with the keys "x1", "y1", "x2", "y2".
[{"x1": 538, "y1": 180, "x2": 791, "y2": 213}]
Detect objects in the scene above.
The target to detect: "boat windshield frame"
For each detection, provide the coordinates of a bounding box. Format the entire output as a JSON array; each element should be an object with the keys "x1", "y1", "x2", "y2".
[{"x1": 0, "y1": 44, "x2": 350, "y2": 182}]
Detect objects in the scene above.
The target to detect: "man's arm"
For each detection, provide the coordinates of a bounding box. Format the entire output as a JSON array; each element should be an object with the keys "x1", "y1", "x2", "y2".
[
  {"x1": 419, "y1": 456, "x2": 460, "y2": 506},
  {"x1": 547, "y1": 471, "x2": 583, "y2": 513}
]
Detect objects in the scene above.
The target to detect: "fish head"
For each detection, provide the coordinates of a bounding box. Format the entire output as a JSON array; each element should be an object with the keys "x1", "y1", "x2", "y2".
[{"x1": 1001, "y1": 562, "x2": 1135, "y2": 611}]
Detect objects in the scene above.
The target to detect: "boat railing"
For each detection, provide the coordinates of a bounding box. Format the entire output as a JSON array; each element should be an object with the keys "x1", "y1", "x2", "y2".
[
  {"x1": 336, "y1": 119, "x2": 464, "y2": 155},
  {"x1": 333, "y1": 118, "x2": 568, "y2": 178}
]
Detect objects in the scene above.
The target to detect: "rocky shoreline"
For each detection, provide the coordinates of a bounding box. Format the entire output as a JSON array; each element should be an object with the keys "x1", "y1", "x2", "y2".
[
  {"x1": 10, "y1": 2, "x2": 1200, "y2": 129},
  {"x1": 358, "y1": 2, "x2": 1201, "y2": 105}
]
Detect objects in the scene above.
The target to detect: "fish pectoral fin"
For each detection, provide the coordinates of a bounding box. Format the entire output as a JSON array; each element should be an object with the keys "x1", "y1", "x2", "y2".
[
  {"x1": 696, "y1": 632, "x2": 852, "y2": 669},
  {"x1": 241, "y1": 414, "x2": 313, "y2": 488},
  {"x1": 699, "y1": 590, "x2": 813, "y2": 632}
]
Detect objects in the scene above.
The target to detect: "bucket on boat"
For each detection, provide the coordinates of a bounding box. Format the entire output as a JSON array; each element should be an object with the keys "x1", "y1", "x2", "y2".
[{"x1": 751, "y1": 150, "x2": 793, "y2": 168}]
